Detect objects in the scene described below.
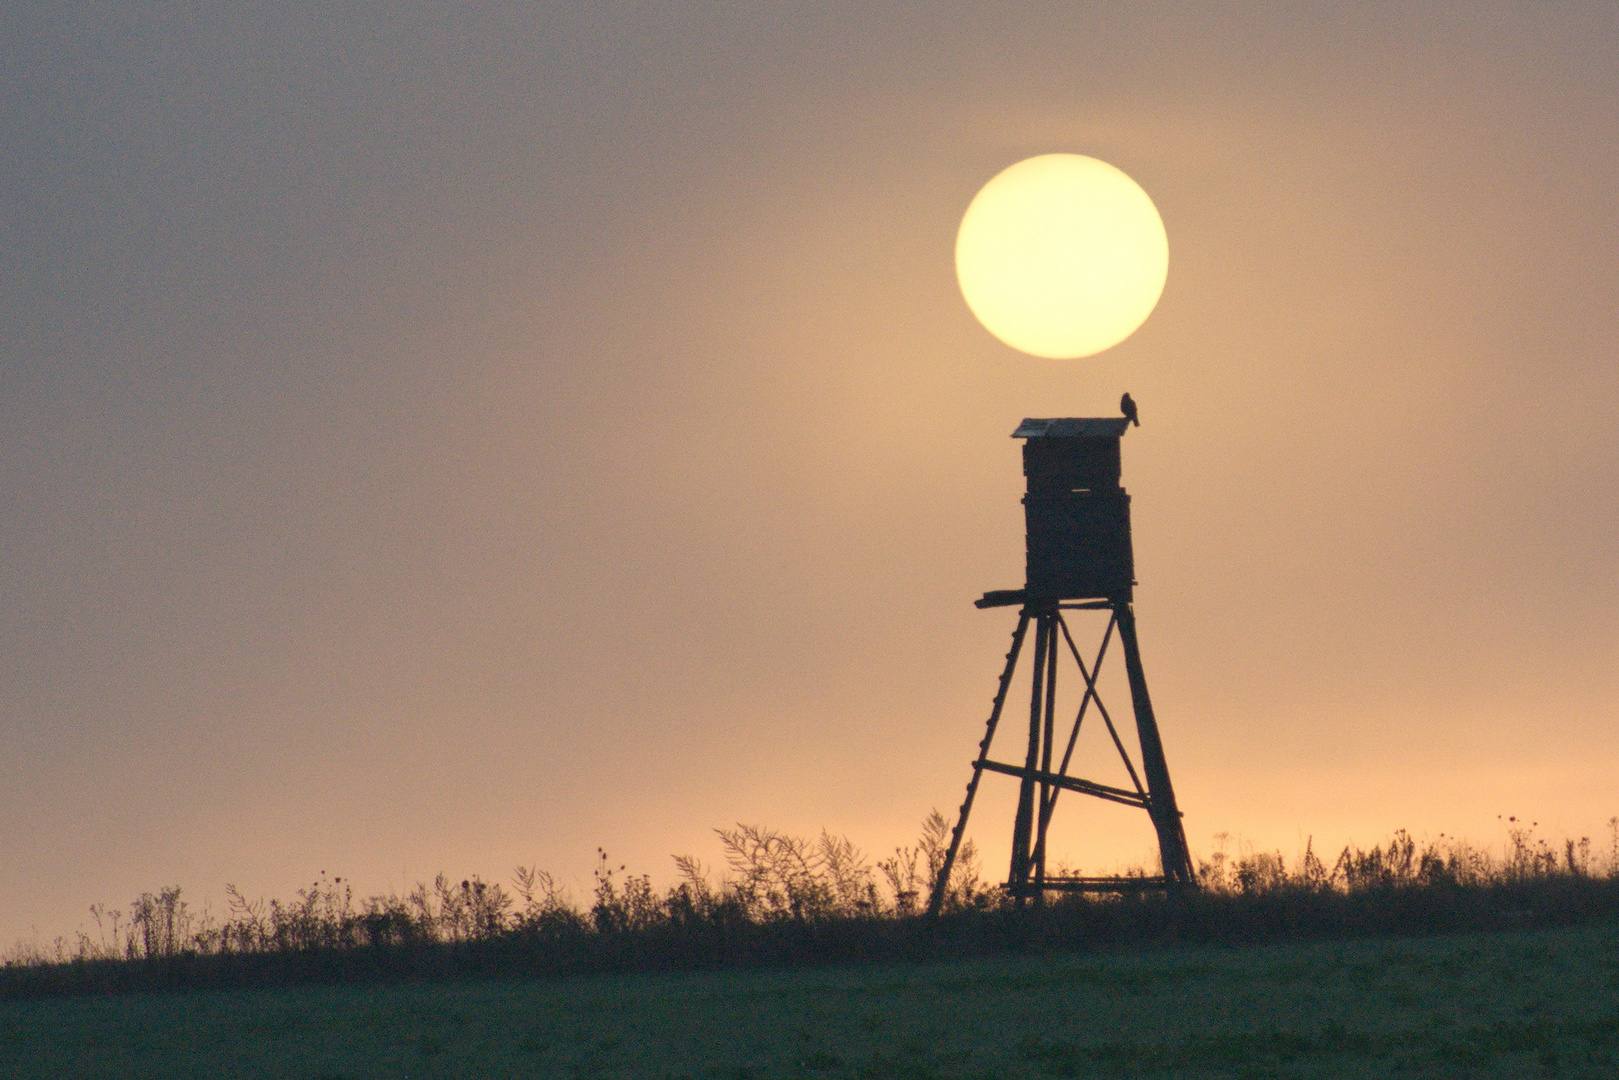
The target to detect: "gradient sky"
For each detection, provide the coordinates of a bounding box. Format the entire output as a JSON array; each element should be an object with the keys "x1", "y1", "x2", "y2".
[{"x1": 3, "y1": 3, "x2": 1617, "y2": 944}]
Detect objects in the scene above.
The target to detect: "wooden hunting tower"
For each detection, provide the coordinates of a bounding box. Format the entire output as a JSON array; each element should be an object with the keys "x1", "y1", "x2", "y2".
[{"x1": 930, "y1": 415, "x2": 1195, "y2": 911}]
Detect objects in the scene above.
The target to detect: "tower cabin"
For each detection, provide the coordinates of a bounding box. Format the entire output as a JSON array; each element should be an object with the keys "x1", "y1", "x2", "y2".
[{"x1": 1014, "y1": 417, "x2": 1135, "y2": 603}]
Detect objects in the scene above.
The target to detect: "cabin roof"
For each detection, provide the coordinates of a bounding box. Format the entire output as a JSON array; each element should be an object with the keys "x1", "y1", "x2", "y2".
[{"x1": 1012, "y1": 417, "x2": 1131, "y2": 439}]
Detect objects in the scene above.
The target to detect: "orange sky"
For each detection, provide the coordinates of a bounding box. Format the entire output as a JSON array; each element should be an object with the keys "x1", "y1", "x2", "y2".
[{"x1": 2, "y1": 4, "x2": 1617, "y2": 944}]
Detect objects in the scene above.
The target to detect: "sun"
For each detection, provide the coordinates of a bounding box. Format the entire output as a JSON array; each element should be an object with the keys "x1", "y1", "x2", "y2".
[{"x1": 955, "y1": 154, "x2": 1168, "y2": 360}]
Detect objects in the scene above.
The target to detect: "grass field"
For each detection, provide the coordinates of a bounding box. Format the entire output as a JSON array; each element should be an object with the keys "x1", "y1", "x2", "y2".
[{"x1": 4, "y1": 920, "x2": 1617, "y2": 1079}]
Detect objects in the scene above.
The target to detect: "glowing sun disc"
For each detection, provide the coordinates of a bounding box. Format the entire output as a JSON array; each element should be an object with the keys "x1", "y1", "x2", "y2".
[{"x1": 956, "y1": 154, "x2": 1168, "y2": 359}]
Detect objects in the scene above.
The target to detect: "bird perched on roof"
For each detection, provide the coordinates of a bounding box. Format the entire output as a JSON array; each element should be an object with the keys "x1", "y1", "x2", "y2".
[{"x1": 1120, "y1": 392, "x2": 1140, "y2": 427}]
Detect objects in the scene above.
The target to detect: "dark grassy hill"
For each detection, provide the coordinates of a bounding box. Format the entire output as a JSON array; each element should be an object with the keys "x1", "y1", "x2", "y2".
[{"x1": 5, "y1": 919, "x2": 1617, "y2": 1079}]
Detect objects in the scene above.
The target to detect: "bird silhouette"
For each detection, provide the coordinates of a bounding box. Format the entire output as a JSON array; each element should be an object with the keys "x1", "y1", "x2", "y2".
[{"x1": 1120, "y1": 392, "x2": 1139, "y2": 426}]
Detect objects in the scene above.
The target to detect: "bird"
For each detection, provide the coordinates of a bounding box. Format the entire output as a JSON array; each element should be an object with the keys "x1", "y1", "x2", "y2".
[{"x1": 1120, "y1": 392, "x2": 1139, "y2": 426}]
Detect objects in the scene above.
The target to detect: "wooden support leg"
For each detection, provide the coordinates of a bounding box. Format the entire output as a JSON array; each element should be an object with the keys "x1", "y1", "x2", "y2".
[
  {"x1": 1032, "y1": 612, "x2": 1059, "y2": 896},
  {"x1": 1008, "y1": 613, "x2": 1049, "y2": 901},
  {"x1": 1114, "y1": 601, "x2": 1195, "y2": 887}
]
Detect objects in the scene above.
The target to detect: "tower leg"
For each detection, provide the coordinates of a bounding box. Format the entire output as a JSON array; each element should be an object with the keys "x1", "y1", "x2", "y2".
[
  {"x1": 1008, "y1": 613, "x2": 1050, "y2": 901},
  {"x1": 1032, "y1": 611, "x2": 1060, "y2": 895},
  {"x1": 1114, "y1": 601, "x2": 1195, "y2": 887},
  {"x1": 927, "y1": 613, "x2": 1030, "y2": 916}
]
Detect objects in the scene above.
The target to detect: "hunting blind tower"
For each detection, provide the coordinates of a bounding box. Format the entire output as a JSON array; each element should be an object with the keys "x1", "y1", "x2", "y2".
[{"x1": 928, "y1": 415, "x2": 1195, "y2": 912}]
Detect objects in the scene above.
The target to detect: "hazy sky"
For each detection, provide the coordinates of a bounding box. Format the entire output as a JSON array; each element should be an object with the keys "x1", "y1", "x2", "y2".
[{"x1": 3, "y1": 3, "x2": 1617, "y2": 943}]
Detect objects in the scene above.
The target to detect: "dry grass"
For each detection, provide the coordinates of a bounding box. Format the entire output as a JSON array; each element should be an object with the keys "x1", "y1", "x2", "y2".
[{"x1": 4, "y1": 815, "x2": 1618, "y2": 1002}]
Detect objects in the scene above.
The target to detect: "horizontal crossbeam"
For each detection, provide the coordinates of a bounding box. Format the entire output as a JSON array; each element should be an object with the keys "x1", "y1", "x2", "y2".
[
  {"x1": 978, "y1": 760, "x2": 1149, "y2": 809},
  {"x1": 1004, "y1": 875, "x2": 1171, "y2": 895}
]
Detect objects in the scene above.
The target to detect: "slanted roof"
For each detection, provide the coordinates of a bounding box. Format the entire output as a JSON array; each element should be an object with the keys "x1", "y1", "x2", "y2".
[{"x1": 1012, "y1": 417, "x2": 1131, "y2": 439}]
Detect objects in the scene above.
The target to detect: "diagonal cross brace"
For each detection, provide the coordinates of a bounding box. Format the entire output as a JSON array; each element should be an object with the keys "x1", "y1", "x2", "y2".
[{"x1": 1056, "y1": 613, "x2": 1148, "y2": 802}]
